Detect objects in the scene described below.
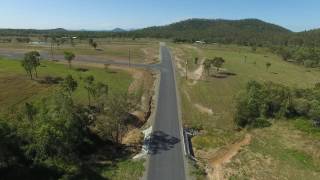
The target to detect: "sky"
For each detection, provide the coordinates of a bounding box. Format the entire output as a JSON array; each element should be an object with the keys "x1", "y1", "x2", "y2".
[{"x1": 0, "y1": 0, "x2": 319, "y2": 32}]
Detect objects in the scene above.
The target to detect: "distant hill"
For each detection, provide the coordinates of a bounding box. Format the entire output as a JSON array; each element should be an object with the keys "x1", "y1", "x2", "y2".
[
  {"x1": 49, "y1": 28, "x2": 68, "y2": 32},
  {"x1": 129, "y1": 18, "x2": 293, "y2": 45},
  {"x1": 111, "y1": 28, "x2": 126, "y2": 32},
  {"x1": 0, "y1": 28, "x2": 69, "y2": 36}
]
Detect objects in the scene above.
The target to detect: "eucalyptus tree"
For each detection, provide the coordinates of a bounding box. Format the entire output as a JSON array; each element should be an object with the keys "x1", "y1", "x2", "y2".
[
  {"x1": 64, "y1": 51, "x2": 76, "y2": 69},
  {"x1": 22, "y1": 51, "x2": 41, "y2": 79}
]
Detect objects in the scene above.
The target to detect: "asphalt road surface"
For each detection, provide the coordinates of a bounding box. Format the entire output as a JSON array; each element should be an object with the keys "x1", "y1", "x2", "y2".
[{"x1": 147, "y1": 44, "x2": 186, "y2": 180}]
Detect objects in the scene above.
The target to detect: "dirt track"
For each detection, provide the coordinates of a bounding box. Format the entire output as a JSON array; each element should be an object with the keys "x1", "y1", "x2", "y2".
[{"x1": 208, "y1": 134, "x2": 252, "y2": 180}]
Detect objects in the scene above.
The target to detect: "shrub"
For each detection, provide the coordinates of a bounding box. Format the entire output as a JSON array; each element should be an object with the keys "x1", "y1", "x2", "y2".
[
  {"x1": 308, "y1": 100, "x2": 320, "y2": 124},
  {"x1": 303, "y1": 60, "x2": 317, "y2": 68},
  {"x1": 234, "y1": 81, "x2": 265, "y2": 127},
  {"x1": 292, "y1": 98, "x2": 310, "y2": 116},
  {"x1": 251, "y1": 117, "x2": 272, "y2": 128}
]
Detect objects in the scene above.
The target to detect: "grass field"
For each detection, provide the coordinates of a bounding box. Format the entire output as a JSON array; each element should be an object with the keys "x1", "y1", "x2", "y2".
[
  {"x1": 171, "y1": 43, "x2": 320, "y2": 179},
  {"x1": 226, "y1": 120, "x2": 320, "y2": 180},
  {"x1": 0, "y1": 57, "x2": 132, "y2": 114},
  {"x1": 172, "y1": 44, "x2": 320, "y2": 128},
  {"x1": 0, "y1": 38, "x2": 159, "y2": 64}
]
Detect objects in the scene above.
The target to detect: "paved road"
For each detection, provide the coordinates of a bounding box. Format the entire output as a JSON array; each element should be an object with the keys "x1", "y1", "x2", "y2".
[{"x1": 147, "y1": 44, "x2": 186, "y2": 180}]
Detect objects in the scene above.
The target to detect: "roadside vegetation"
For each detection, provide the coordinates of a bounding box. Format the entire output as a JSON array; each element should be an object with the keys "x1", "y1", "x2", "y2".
[
  {"x1": 171, "y1": 43, "x2": 320, "y2": 179},
  {"x1": 271, "y1": 46, "x2": 320, "y2": 68},
  {"x1": 0, "y1": 49, "x2": 153, "y2": 179}
]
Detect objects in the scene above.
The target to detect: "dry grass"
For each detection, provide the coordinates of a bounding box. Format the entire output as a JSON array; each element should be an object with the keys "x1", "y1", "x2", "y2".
[
  {"x1": 170, "y1": 43, "x2": 320, "y2": 179},
  {"x1": 0, "y1": 58, "x2": 133, "y2": 115},
  {"x1": 0, "y1": 75, "x2": 52, "y2": 113},
  {"x1": 0, "y1": 39, "x2": 159, "y2": 64},
  {"x1": 225, "y1": 121, "x2": 320, "y2": 180}
]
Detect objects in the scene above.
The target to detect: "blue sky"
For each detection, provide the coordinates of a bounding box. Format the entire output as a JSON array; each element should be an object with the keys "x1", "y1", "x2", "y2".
[{"x1": 0, "y1": 0, "x2": 319, "y2": 31}]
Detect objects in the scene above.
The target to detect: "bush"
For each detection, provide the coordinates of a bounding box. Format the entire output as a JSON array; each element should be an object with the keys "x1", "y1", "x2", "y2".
[
  {"x1": 292, "y1": 98, "x2": 310, "y2": 116},
  {"x1": 11, "y1": 92, "x2": 92, "y2": 177},
  {"x1": 251, "y1": 117, "x2": 272, "y2": 128},
  {"x1": 0, "y1": 119, "x2": 23, "y2": 168},
  {"x1": 303, "y1": 60, "x2": 317, "y2": 68},
  {"x1": 308, "y1": 100, "x2": 320, "y2": 124},
  {"x1": 234, "y1": 81, "x2": 319, "y2": 128}
]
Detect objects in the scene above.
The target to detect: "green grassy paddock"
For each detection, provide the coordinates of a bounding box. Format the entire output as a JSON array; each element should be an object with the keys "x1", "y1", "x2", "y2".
[{"x1": 0, "y1": 57, "x2": 132, "y2": 114}]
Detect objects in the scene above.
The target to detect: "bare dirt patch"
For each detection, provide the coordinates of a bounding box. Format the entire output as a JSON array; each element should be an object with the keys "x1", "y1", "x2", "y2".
[
  {"x1": 194, "y1": 104, "x2": 213, "y2": 115},
  {"x1": 208, "y1": 134, "x2": 252, "y2": 180}
]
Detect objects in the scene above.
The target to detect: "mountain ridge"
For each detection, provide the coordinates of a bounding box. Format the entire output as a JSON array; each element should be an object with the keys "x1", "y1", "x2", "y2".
[{"x1": 0, "y1": 18, "x2": 319, "y2": 46}]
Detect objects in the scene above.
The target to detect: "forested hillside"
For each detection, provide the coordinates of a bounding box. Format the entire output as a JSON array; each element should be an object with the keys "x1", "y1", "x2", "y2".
[
  {"x1": 1, "y1": 18, "x2": 320, "y2": 47},
  {"x1": 130, "y1": 19, "x2": 293, "y2": 45}
]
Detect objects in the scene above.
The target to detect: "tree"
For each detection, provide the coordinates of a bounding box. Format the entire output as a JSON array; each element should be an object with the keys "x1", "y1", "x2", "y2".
[
  {"x1": 234, "y1": 81, "x2": 264, "y2": 127},
  {"x1": 83, "y1": 75, "x2": 95, "y2": 106},
  {"x1": 101, "y1": 94, "x2": 136, "y2": 143},
  {"x1": 266, "y1": 62, "x2": 272, "y2": 71},
  {"x1": 21, "y1": 58, "x2": 34, "y2": 80},
  {"x1": 194, "y1": 57, "x2": 199, "y2": 65},
  {"x1": 212, "y1": 57, "x2": 225, "y2": 72},
  {"x1": 278, "y1": 47, "x2": 291, "y2": 61},
  {"x1": 69, "y1": 37, "x2": 75, "y2": 47},
  {"x1": 308, "y1": 100, "x2": 320, "y2": 126},
  {"x1": 23, "y1": 103, "x2": 37, "y2": 122},
  {"x1": 89, "y1": 39, "x2": 98, "y2": 50},
  {"x1": 50, "y1": 36, "x2": 57, "y2": 60},
  {"x1": 22, "y1": 51, "x2": 40, "y2": 79},
  {"x1": 29, "y1": 51, "x2": 41, "y2": 78},
  {"x1": 89, "y1": 39, "x2": 94, "y2": 46},
  {"x1": 0, "y1": 119, "x2": 22, "y2": 168},
  {"x1": 18, "y1": 92, "x2": 89, "y2": 170},
  {"x1": 203, "y1": 59, "x2": 212, "y2": 77},
  {"x1": 64, "y1": 51, "x2": 76, "y2": 69},
  {"x1": 93, "y1": 82, "x2": 109, "y2": 110},
  {"x1": 61, "y1": 75, "x2": 78, "y2": 96},
  {"x1": 92, "y1": 42, "x2": 98, "y2": 50}
]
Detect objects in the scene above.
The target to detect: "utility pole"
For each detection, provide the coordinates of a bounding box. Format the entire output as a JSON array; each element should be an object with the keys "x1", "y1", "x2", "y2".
[{"x1": 185, "y1": 59, "x2": 188, "y2": 80}]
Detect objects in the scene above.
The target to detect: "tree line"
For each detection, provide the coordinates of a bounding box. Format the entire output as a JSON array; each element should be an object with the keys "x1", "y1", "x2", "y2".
[
  {"x1": 235, "y1": 80, "x2": 320, "y2": 128},
  {"x1": 271, "y1": 46, "x2": 320, "y2": 68}
]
